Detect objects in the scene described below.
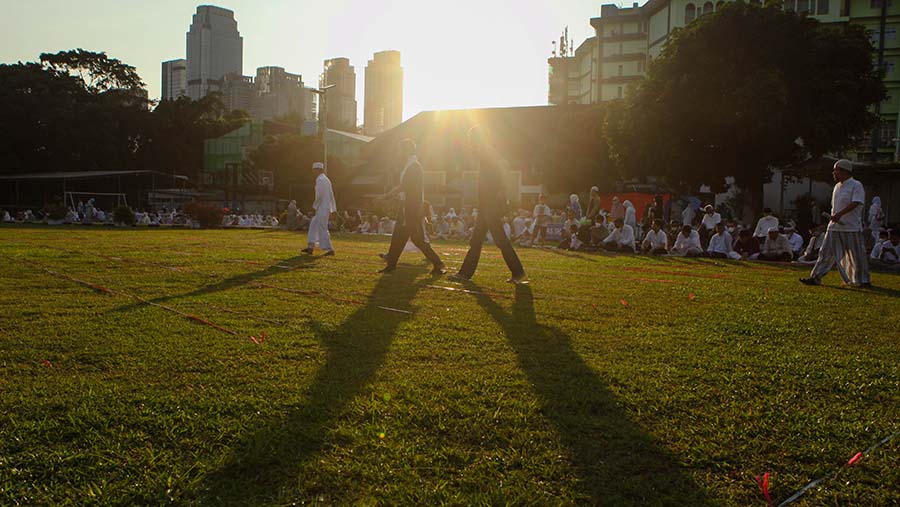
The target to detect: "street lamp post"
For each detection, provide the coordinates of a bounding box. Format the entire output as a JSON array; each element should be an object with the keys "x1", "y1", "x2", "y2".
[{"x1": 310, "y1": 84, "x2": 337, "y2": 172}]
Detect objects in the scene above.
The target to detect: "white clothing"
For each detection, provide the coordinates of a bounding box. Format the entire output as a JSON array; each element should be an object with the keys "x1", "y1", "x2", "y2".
[
  {"x1": 313, "y1": 173, "x2": 337, "y2": 214},
  {"x1": 604, "y1": 224, "x2": 636, "y2": 250},
  {"x1": 513, "y1": 216, "x2": 527, "y2": 237},
  {"x1": 642, "y1": 229, "x2": 668, "y2": 250},
  {"x1": 754, "y1": 216, "x2": 779, "y2": 237},
  {"x1": 681, "y1": 206, "x2": 695, "y2": 226},
  {"x1": 700, "y1": 212, "x2": 721, "y2": 231},
  {"x1": 868, "y1": 196, "x2": 884, "y2": 241},
  {"x1": 828, "y1": 177, "x2": 864, "y2": 232},
  {"x1": 788, "y1": 232, "x2": 803, "y2": 253},
  {"x1": 309, "y1": 173, "x2": 336, "y2": 251},
  {"x1": 880, "y1": 240, "x2": 900, "y2": 263},
  {"x1": 707, "y1": 231, "x2": 734, "y2": 255},
  {"x1": 673, "y1": 230, "x2": 702, "y2": 254},
  {"x1": 623, "y1": 201, "x2": 637, "y2": 229}
]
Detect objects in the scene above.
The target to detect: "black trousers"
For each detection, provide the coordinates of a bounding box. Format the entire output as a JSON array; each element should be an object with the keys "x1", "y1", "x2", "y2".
[
  {"x1": 459, "y1": 212, "x2": 524, "y2": 278},
  {"x1": 385, "y1": 212, "x2": 442, "y2": 269}
]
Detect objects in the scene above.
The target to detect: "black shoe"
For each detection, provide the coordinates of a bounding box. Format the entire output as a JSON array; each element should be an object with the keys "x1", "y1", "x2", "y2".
[
  {"x1": 301, "y1": 247, "x2": 314, "y2": 255},
  {"x1": 378, "y1": 266, "x2": 396, "y2": 274},
  {"x1": 431, "y1": 264, "x2": 447, "y2": 276},
  {"x1": 322, "y1": 250, "x2": 335, "y2": 257},
  {"x1": 377, "y1": 252, "x2": 387, "y2": 260},
  {"x1": 447, "y1": 273, "x2": 470, "y2": 282},
  {"x1": 799, "y1": 277, "x2": 821, "y2": 286},
  {"x1": 859, "y1": 282, "x2": 873, "y2": 288}
]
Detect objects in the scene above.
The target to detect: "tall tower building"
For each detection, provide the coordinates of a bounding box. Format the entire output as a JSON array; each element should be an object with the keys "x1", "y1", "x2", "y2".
[
  {"x1": 364, "y1": 50, "x2": 403, "y2": 136},
  {"x1": 322, "y1": 58, "x2": 358, "y2": 131},
  {"x1": 161, "y1": 59, "x2": 187, "y2": 100},
  {"x1": 186, "y1": 5, "x2": 243, "y2": 101}
]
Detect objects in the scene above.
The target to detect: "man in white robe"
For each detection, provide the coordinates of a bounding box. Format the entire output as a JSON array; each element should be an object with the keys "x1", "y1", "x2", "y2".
[{"x1": 302, "y1": 162, "x2": 336, "y2": 256}]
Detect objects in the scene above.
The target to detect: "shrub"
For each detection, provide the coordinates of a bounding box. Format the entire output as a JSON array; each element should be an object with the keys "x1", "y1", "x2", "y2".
[
  {"x1": 114, "y1": 206, "x2": 135, "y2": 226},
  {"x1": 184, "y1": 201, "x2": 223, "y2": 228},
  {"x1": 46, "y1": 201, "x2": 67, "y2": 221}
]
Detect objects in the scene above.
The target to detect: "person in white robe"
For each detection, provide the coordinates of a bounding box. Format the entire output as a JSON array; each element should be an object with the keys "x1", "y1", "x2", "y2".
[
  {"x1": 641, "y1": 219, "x2": 669, "y2": 255},
  {"x1": 302, "y1": 162, "x2": 336, "y2": 256},
  {"x1": 706, "y1": 222, "x2": 740, "y2": 260},
  {"x1": 286, "y1": 200, "x2": 298, "y2": 230},
  {"x1": 602, "y1": 218, "x2": 636, "y2": 253},
  {"x1": 868, "y1": 196, "x2": 884, "y2": 243},
  {"x1": 83, "y1": 199, "x2": 95, "y2": 224},
  {"x1": 785, "y1": 225, "x2": 804, "y2": 258},
  {"x1": 753, "y1": 208, "x2": 779, "y2": 239},
  {"x1": 623, "y1": 200, "x2": 637, "y2": 230},
  {"x1": 671, "y1": 225, "x2": 702, "y2": 257}
]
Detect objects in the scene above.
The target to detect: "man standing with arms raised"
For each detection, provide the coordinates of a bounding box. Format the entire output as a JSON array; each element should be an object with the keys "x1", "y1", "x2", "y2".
[
  {"x1": 450, "y1": 126, "x2": 526, "y2": 284},
  {"x1": 800, "y1": 159, "x2": 871, "y2": 287},
  {"x1": 302, "y1": 162, "x2": 336, "y2": 256},
  {"x1": 376, "y1": 139, "x2": 446, "y2": 275}
]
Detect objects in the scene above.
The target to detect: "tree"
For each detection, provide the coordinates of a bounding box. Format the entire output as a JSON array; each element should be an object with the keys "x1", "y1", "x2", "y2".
[
  {"x1": 540, "y1": 105, "x2": 615, "y2": 193},
  {"x1": 40, "y1": 49, "x2": 144, "y2": 93},
  {"x1": 606, "y1": 3, "x2": 884, "y2": 205},
  {"x1": 245, "y1": 134, "x2": 348, "y2": 207}
]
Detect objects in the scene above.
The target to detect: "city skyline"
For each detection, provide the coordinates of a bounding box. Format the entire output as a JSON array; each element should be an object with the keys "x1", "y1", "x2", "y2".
[{"x1": 3, "y1": 0, "x2": 604, "y2": 124}]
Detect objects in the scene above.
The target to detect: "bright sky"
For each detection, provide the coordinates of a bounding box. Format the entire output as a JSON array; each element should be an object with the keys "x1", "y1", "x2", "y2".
[{"x1": 3, "y1": 0, "x2": 606, "y2": 123}]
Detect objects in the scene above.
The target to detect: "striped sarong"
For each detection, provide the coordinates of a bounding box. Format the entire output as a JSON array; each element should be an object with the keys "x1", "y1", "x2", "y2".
[{"x1": 810, "y1": 230, "x2": 870, "y2": 285}]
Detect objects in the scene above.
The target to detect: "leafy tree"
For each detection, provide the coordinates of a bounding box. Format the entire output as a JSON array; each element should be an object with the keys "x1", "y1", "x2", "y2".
[
  {"x1": 540, "y1": 105, "x2": 615, "y2": 193},
  {"x1": 40, "y1": 49, "x2": 144, "y2": 93},
  {"x1": 245, "y1": 134, "x2": 348, "y2": 207},
  {"x1": 606, "y1": 3, "x2": 885, "y2": 205}
]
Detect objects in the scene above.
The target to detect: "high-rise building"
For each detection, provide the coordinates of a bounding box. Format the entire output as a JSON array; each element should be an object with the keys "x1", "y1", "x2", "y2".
[
  {"x1": 322, "y1": 57, "x2": 358, "y2": 131},
  {"x1": 220, "y1": 72, "x2": 254, "y2": 113},
  {"x1": 161, "y1": 59, "x2": 187, "y2": 100},
  {"x1": 252, "y1": 66, "x2": 316, "y2": 122},
  {"x1": 364, "y1": 50, "x2": 403, "y2": 136},
  {"x1": 186, "y1": 5, "x2": 243, "y2": 101}
]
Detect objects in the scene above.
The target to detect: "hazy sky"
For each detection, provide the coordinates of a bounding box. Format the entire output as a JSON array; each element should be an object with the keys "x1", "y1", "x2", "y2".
[{"x1": 3, "y1": 0, "x2": 607, "y2": 122}]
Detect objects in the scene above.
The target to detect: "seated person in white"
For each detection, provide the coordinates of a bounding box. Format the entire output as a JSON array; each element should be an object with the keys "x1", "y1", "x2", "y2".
[
  {"x1": 435, "y1": 217, "x2": 451, "y2": 239},
  {"x1": 699, "y1": 204, "x2": 721, "y2": 245},
  {"x1": 602, "y1": 218, "x2": 636, "y2": 253},
  {"x1": 566, "y1": 224, "x2": 584, "y2": 251},
  {"x1": 671, "y1": 225, "x2": 702, "y2": 257},
  {"x1": 758, "y1": 227, "x2": 793, "y2": 261},
  {"x1": 785, "y1": 225, "x2": 803, "y2": 258},
  {"x1": 870, "y1": 230, "x2": 900, "y2": 269},
  {"x1": 754, "y1": 208, "x2": 779, "y2": 239},
  {"x1": 641, "y1": 219, "x2": 668, "y2": 255},
  {"x1": 706, "y1": 222, "x2": 740, "y2": 259}
]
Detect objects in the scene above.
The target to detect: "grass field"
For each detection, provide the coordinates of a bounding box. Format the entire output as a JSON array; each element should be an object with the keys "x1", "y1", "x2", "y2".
[{"x1": 1, "y1": 225, "x2": 899, "y2": 506}]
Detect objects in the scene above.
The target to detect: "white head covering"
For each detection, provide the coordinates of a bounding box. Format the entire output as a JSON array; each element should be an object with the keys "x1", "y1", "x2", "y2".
[
  {"x1": 871, "y1": 196, "x2": 882, "y2": 209},
  {"x1": 623, "y1": 200, "x2": 634, "y2": 209},
  {"x1": 834, "y1": 159, "x2": 853, "y2": 172},
  {"x1": 767, "y1": 227, "x2": 779, "y2": 235},
  {"x1": 312, "y1": 162, "x2": 325, "y2": 171},
  {"x1": 570, "y1": 194, "x2": 580, "y2": 204}
]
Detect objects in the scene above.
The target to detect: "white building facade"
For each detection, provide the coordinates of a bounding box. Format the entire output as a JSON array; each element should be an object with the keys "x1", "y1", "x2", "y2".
[{"x1": 161, "y1": 59, "x2": 187, "y2": 100}]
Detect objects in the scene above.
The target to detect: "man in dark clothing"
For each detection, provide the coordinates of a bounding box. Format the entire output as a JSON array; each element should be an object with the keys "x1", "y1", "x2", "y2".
[
  {"x1": 376, "y1": 139, "x2": 446, "y2": 275},
  {"x1": 450, "y1": 126, "x2": 526, "y2": 284}
]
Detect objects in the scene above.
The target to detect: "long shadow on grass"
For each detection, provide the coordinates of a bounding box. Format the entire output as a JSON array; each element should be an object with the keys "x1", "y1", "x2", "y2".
[
  {"x1": 470, "y1": 283, "x2": 712, "y2": 505},
  {"x1": 195, "y1": 266, "x2": 430, "y2": 505},
  {"x1": 111, "y1": 255, "x2": 320, "y2": 313}
]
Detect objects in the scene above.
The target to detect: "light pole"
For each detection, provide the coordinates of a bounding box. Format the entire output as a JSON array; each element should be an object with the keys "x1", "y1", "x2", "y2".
[{"x1": 310, "y1": 84, "x2": 337, "y2": 172}]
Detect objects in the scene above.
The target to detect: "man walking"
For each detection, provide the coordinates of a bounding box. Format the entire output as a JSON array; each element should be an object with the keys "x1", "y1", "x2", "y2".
[
  {"x1": 800, "y1": 159, "x2": 871, "y2": 287},
  {"x1": 302, "y1": 162, "x2": 336, "y2": 256},
  {"x1": 451, "y1": 126, "x2": 526, "y2": 284},
  {"x1": 377, "y1": 139, "x2": 446, "y2": 275}
]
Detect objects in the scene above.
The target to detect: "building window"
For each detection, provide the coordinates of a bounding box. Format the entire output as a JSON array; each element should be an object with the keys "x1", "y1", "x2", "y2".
[
  {"x1": 617, "y1": 86, "x2": 623, "y2": 98},
  {"x1": 638, "y1": 59, "x2": 646, "y2": 72},
  {"x1": 872, "y1": 0, "x2": 893, "y2": 7},
  {"x1": 685, "y1": 3, "x2": 697, "y2": 22},
  {"x1": 798, "y1": 0, "x2": 810, "y2": 12},
  {"x1": 618, "y1": 64, "x2": 623, "y2": 76},
  {"x1": 703, "y1": 2, "x2": 715, "y2": 15},
  {"x1": 885, "y1": 60, "x2": 896, "y2": 74},
  {"x1": 715, "y1": 0, "x2": 725, "y2": 9},
  {"x1": 816, "y1": 0, "x2": 829, "y2": 13},
  {"x1": 870, "y1": 27, "x2": 898, "y2": 44}
]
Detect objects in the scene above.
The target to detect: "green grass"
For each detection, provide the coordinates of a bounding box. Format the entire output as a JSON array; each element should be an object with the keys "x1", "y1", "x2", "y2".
[{"x1": 1, "y1": 225, "x2": 898, "y2": 506}]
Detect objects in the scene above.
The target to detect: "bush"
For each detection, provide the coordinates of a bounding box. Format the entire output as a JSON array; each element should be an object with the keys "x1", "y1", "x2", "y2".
[
  {"x1": 183, "y1": 201, "x2": 223, "y2": 228},
  {"x1": 46, "y1": 201, "x2": 67, "y2": 221},
  {"x1": 114, "y1": 206, "x2": 135, "y2": 226}
]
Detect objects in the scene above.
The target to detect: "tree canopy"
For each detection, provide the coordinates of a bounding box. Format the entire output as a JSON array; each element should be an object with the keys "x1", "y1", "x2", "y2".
[
  {"x1": 0, "y1": 49, "x2": 248, "y2": 181},
  {"x1": 606, "y1": 3, "x2": 885, "y2": 199}
]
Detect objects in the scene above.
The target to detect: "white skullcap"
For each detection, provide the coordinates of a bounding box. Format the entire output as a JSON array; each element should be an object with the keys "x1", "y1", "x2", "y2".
[
  {"x1": 312, "y1": 162, "x2": 325, "y2": 170},
  {"x1": 834, "y1": 159, "x2": 853, "y2": 172},
  {"x1": 590, "y1": 186, "x2": 599, "y2": 192},
  {"x1": 768, "y1": 227, "x2": 779, "y2": 234}
]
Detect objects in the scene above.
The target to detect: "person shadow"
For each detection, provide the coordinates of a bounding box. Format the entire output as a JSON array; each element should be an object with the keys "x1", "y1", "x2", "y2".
[
  {"x1": 195, "y1": 266, "x2": 431, "y2": 505},
  {"x1": 469, "y1": 283, "x2": 713, "y2": 505},
  {"x1": 110, "y1": 254, "x2": 321, "y2": 313}
]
